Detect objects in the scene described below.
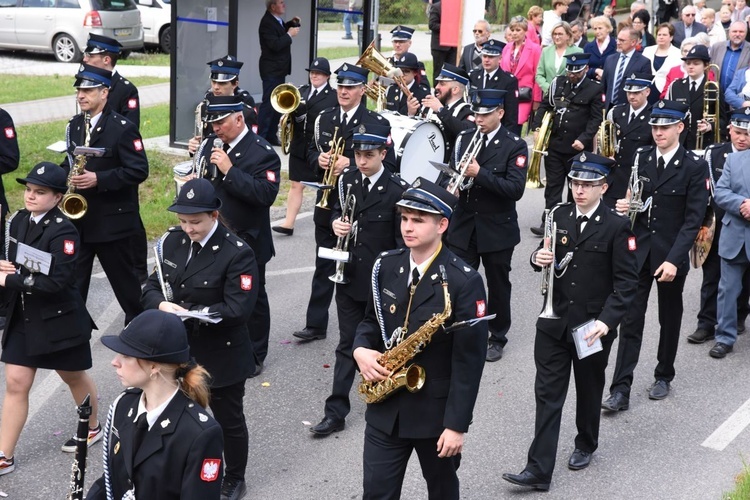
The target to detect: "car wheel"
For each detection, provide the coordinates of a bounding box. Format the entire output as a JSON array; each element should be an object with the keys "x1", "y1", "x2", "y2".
[
  {"x1": 159, "y1": 25, "x2": 171, "y2": 53},
  {"x1": 53, "y1": 33, "x2": 81, "y2": 63}
]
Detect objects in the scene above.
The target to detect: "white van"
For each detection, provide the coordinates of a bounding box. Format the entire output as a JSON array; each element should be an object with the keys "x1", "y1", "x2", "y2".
[{"x1": 136, "y1": 0, "x2": 169, "y2": 53}]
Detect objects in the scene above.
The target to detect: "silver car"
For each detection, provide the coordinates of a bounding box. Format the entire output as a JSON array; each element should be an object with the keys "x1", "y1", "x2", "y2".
[{"x1": 0, "y1": 0, "x2": 143, "y2": 62}]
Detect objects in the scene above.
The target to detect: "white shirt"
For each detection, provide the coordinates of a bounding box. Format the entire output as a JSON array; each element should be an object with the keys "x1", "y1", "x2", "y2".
[
  {"x1": 188, "y1": 220, "x2": 219, "y2": 262},
  {"x1": 29, "y1": 211, "x2": 49, "y2": 225},
  {"x1": 362, "y1": 166, "x2": 384, "y2": 191},
  {"x1": 629, "y1": 102, "x2": 648, "y2": 120},
  {"x1": 135, "y1": 386, "x2": 180, "y2": 430},
  {"x1": 657, "y1": 144, "x2": 680, "y2": 169},
  {"x1": 408, "y1": 245, "x2": 441, "y2": 287},
  {"x1": 341, "y1": 103, "x2": 360, "y2": 123},
  {"x1": 226, "y1": 126, "x2": 249, "y2": 153},
  {"x1": 576, "y1": 201, "x2": 601, "y2": 233},
  {"x1": 89, "y1": 111, "x2": 103, "y2": 130},
  {"x1": 688, "y1": 74, "x2": 705, "y2": 89}
]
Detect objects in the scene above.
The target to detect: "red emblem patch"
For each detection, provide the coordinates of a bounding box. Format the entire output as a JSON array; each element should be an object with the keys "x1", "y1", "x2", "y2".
[
  {"x1": 266, "y1": 170, "x2": 277, "y2": 182},
  {"x1": 252, "y1": 124, "x2": 258, "y2": 134},
  {"x1": 386, "y1": 134, "x2": 393, "y2": 146},
  {"x1": 64, "y1": 240, "x2": 75, "y2": 255},
  {"x1": 127, "y1": 98, "x2": 138, "y2": 109},
  {"x1": 4, "y1": 127, "x2": 14, "y2": 139},
  {"x1": 240, "y1": 275, "x2": 252, "y2": 291},
  {"x1": 628, "y1": 236, "x2": 637, "y2": 251},
  {"x1": 516, "y1": 155, "x2": 527, "y2": 168},
  {"x1": 133, "y1": 139, "x2": 143, "y2": 151},
  {"x1": 200, "y1": 458, "x2": 221, "y2": 482},
  {"x1": 476, "y1": 300, "x2": 486, "y2": 318}
]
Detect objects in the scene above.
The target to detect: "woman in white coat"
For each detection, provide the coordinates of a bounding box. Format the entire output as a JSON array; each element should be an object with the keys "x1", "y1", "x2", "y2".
[{"x1": 642, "y1": 23, "x2": 683, "y2": 96}]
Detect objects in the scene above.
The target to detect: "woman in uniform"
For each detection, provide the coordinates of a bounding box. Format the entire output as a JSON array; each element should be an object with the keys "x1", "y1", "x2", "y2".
[
  {"x1": 0, "y1": 162, "x2": 99, "y2": 475},
  {"x1": 87, "y1": 309, "x2": 224, "y2": 500},
  {"x1": 141, "y1": 178, "x2": 258, "y2": 500}
]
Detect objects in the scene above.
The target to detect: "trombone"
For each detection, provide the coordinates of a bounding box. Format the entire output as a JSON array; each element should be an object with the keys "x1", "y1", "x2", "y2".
[
  {"x1": 696, "y1": 64, "x2": 721, "y2": 151},
  {"x1": 316, "y1": 126, "x2": 346, "y2": 209},
  {"x1": 271, "y1": 83, "x2": 303, "y2": 155}
]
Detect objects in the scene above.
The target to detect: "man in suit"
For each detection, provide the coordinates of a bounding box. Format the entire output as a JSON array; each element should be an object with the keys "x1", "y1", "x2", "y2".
[
  {"x1": 688, "y1": 108, "x2": 750, "y2": 346},
  {"x1": 62, "y1": 64, "x2": 148, "y2": 325},
  {"x1": 257, "y1": 0, "x2": 301, "y2": 145},
  {"x1": 666, "y1": 45, "x2": 716, "y2": 150},
  {"x1": 309, "y1": 124, "x2": 408, "y2": 436},
  {"x1": 191, "y1": 94, "x2": 280, "y2": 378},
  {"x1": 656, "y1": 0, "x2": 677, "y2": 24},
  {"x1": 385, "y1": 53, "x2": 430, "y2": 115},
  {"x1": 429, "y1": 2, "x2": 457, "y2": 83},
  {"x1": 709, "y1": 109, "x2": 750, "y2": 358},
  {"x1": 602, "y1": 100, "x2": 709, "y2": 410},
  {"x1": 571, "y1": 20, "x2": 587, "y2": 50},
  {"x1": 672, "y1": 5, "x2": 708, "y2": 48},
  {"x1": 530, "y1": 53, "x2": 603, "y2": 235},
  {"x1": 503, "y1": 153, "x2": 638, "y2": 492},
  {"x1": 294, "y1": 64, "x2": 395, "y2": 343},
  {"x1": 459, "y1": 19, "x2": 493, "y2": 75},
  {"x1": 469, "y1": 39, "x2": 520, "y2": 134},
  {"x1": 711, "y1": 21, "x2": 750, "y2": 94},
  {"x1": 605, "y1": 73, "x2": 654, "y2": 206},
  {"x1": 444, "y1": 89, "x2": 527, "y2": 362},
  {"x1": 601, "y1": 27, "x2": 652, "y2": 109},
  {"x1": 353, "y1": 178, "x2": 487, "y2": 500}
]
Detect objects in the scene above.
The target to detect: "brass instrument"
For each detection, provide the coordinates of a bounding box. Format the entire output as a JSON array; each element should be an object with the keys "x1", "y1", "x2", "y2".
[
  {"x1": 596, "y1": 108, "x2": 616, "y2": 158},
  {"x1": 66, "y1": 394, "x2": 92, "y2": 500},
  {"x1": 61, "y1": 113, "x2": 90, "y2": 220},
  {"x1": 357, "y1": 40, "x2": 413, "y2": 100},
  {"x1": 527, "y1": 111, "x2": 552, "y2": 189},
  {"x1": 319, "y1": 184, "x2": 357, "y2": 284},
  {"x1": 539, "y1": 209, "x2": 560, "y2": 319},
  {"x1": 696, "y1": 64, "x2": 721, "y2": 151},
  {"x1": 626, "y1": 151, "x2": 650, "y2": 229},
  {"x1": 173, "y1": 103, "x2": 206, "y2": 197},
  {"x1": 446, "y1": 128, "x2": 482, "y2": 194},
  {"x1": 358, "y1": 265, "x2": 452, "y2": 404},
  {"x1": 316, "y1": 126, "x2": 346, "y2": 209},
  {"x1": 690, "y1": 149, "x2": 716, "y2": 267},
  {"x1": 271, "y1": 83, "x2": 302, "y2": 155},
  {"x1": 364, "y1": 81, "x2": 387, "y2": 112}
]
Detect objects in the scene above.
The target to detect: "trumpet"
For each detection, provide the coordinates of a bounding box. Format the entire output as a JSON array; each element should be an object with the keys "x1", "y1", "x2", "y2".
[
  {"x1": 446, "y1": 128, "x2": 482, "y2": 195},
  {"x1": 538, "y1": 209, "x2": 559, "y2": 319},
  {"x1": 696, "y1": 64, "x2": 721, "y2": 151},
  {"x1": 626, "y1": 150, "x2": 651, "y2": 229},
  {"x1": 316, "y1": 126, "x2": 346, "y2": 209},
  {"x1": 596, "y1": 108, "x2": 616, "y2": 158},
  {"x1": 318, "y1": 184, "x2": 357, "y2": 284},
  {"x1": 271, "y1": 83, "x2": 303, "y2": 155}
]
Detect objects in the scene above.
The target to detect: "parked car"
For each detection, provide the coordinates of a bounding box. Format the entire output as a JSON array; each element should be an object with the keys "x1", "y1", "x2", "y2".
[
  {"x1": 0, "y1": 0, "x2": 143, "y2": 63},
  {"x1": 136, "y1": 0, "x2": 169, "y2": 53}
]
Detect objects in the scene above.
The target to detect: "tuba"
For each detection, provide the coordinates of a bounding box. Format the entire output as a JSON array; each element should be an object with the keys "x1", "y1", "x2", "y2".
[
  {"x1": 357, "y1": 40, "x2": 413, "y2": 100},
  {"x1": 316, "y1": 126, "x2": 346, "y2": 209},
  {"x1": 596, "y1": 108, "x2": 616, "y2": 158},
  {"x1": 446, "y1": 128, "x2": 482, "y2": 194},
  {"x1": 61, "y1": 113, "x2": 90, "y2": 220},
  {"x1": 538, "y1": 209, "x2": 559, "y2": 319},
  {"x1": 527, "y1": 111, "x2": 552, "y2": 189},
  {"x1": 318, "y1": 183, "x2": 357, "y2": 283},
  {"x1": 696, "y1": 64, "x2": 721, "y2": 152},
  {"x1": 271, "y1": 83, "x2": 302, "y2": 155}
]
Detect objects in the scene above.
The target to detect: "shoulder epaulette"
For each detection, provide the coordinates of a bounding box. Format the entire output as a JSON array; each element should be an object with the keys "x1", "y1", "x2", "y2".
[
  {"x1": 184, "y1": 401, "x2": 215, "y2": 428},
  {"x1": 223, "y1": 231, "x2": 246, "y2": 249},
  {"x1": 379, "y1": 248, "x2": 406, "y2": 258},
  {"x1": 449, "y1": 256, "x2": 475, "y2": 275},
  {"x1": 389, "y1": 175, "x2": 409, "y2": 189}
]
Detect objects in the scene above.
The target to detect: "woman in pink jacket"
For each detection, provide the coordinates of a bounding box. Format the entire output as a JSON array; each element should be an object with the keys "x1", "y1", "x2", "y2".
[{"x1": 501, "y1": 16, "x2": 542, "y2": 129}]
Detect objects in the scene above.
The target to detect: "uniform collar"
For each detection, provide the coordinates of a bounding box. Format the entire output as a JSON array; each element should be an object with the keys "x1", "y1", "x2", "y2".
[{"x1": 135, "y1": 386, "x2": 180, "y2": 430}]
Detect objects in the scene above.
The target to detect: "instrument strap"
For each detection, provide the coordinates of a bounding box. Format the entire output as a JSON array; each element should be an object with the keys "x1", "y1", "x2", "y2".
[{"x1": 396, "y1": 243, "x2": 442, "y2": 345}]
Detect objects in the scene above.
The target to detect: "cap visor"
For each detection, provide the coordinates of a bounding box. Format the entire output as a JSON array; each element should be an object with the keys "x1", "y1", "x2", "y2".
[{"x1": 396, "y1": 199, "x2": 442, "y2": 215}]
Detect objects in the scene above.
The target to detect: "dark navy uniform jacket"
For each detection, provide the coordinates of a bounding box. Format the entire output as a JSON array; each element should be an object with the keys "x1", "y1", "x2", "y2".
[{"x1": 108, "y1": 71, "x2": 140, "y2": 128}]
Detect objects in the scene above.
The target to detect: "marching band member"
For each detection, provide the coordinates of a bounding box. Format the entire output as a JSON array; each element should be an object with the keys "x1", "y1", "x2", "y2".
[
  {"x1": 388, "y1": 25, "x2": 431, "y2": 89},
  {"x1": 384, "y1": 52, "x2": 430, "y2": 115},
  {"x1": 604, "y1": 73, "x2": 654, "y2": 206},
  {"x1": 293, "y1": 63, "x2": 394, "y2": 344},
  {"x1": 530, "y1": 53, "x2": 603, "y2": 236},
  {"x1": 689, "y1": 108, "x2": 750, "y2": 348},
  {"x1": 353, "y1": 178, "x2": 487, "y2": 499},
  {"x1": 503, "y1": 153, "x2": 638, "y2": 492},
  {"x1": 86, "y1": 310, "x2": 224, "y2": 500},
  {"x1": 445, "y1": 89, "x2": 528, "y2": 362},
  {"x1": 0, "y1": 163, "x2": 99, "y2": 474},
  {"x1": 469, "y1": 39, "x2": 521, "y2": 135},
  {"x1": 309, "y1": 123, "x2": 408, "y2": 436},
  {"x1": 142, "y1": 178, "x2": 258, "y2": 500},
  {"x1": 0, "y1": 106, "x2": 19, "y2": 324},
  {"x1": 274, "y1": 57, "x2": 337, "y2": 235},
  {"x1": 190, "y1": 94, "x2": 280, "y2": 378},
  {"x1": 603, "y1": 100, "x2": 708, "y2": 410}
]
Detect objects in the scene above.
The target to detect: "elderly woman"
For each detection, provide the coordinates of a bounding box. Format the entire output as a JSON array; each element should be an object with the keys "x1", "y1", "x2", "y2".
[
  {"x1": 632, "y1": 10, "x2": 656, "y2": 51},
  {"x1": 660, "y1": 34, "x2": 714, "y2": 98},
  {"x1": 536, "y1": 22, "x2": 582, "y2": 95},
  {"x1": 526, "y1": 5, "x2": 544, "y2": 45},
  {"x1": 584, "y1": 16, "x2": 616, "y2": 81},
  {"x1": 702, "y1": 8, "x2": 727, "y2": 45},
  {"x1": 501, "y1": 16, "x2": 542, "y2": 126},
  {"x1": 643, "y1": 23, "x2": 683, "y2": 95}
]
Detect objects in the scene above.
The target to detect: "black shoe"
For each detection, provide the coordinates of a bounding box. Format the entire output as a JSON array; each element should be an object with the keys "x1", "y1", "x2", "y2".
[
  {"x1": 293, "y1": 328, "x2": 327, "y2": 342},
  {"x1": 502, "y1": 470, "x2": 550, "y2": 491},
  {"x1": 738, "y1": 320, "x2": 746, "y2": 335},
  {"x1": 530, "y1": 223, "x2": 544, "y2": 236},
  {"x1": 601, "y1": 392, "x2": 629, "y2": 412},
  {"x1": 486, "y1": 344, "x2": 504, "y2": 362},
  {"x1": 248, "y1": 362, "x2": 263, "y2": 379},
  {"x1": 568, "y1": 449, "x2": 592, "y2": 470},
  {"x1": 648, "y1": 380, "x2": 670, "y2": 400},
  {"x1": 220, "y1": 478, "x2": 247, "y2": 500},
  {"x1": 310, "y1": 416, "x2": 345, "y2": 436},
  {"x1": 709, "y1": 342, "x2": 733, "y2": 358},
  {"x1": 687, "y1": 327, "x2": 715, "y2": 344},
  {"x1": 272, "y1": 225, "x2": 294, "y2": 235}
]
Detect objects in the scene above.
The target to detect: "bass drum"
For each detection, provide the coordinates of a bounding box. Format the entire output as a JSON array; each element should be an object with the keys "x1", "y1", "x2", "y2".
[{"x1": 380, "y1": 111, "x2": 445, "y2": 184}]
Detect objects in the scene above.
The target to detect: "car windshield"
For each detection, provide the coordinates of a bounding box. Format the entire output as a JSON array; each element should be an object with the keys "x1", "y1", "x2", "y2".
[{"x1": 91, "y1": 0, "x2": 137, "y2": 10}]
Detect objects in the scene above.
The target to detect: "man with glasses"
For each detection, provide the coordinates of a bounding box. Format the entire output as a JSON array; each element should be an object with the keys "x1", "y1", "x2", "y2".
[
  {"x1": 672, "y1": 5, "x2": 707, "y2": 48},
  {"x1": 530, "y1": 53, "x2": 603, "y2": 236},
  {"x1": 503, "y1": 152, "x2": 638, "y2": 492},
  {"x1": 601, "y1": 27, "x2": 652, "y2": 109},
  {"x1": 602, "y1": 100, "x2": 708, "y2": 411},
  {"x1": 459, "y1": 19, "x2": 494, "y2": 74}
]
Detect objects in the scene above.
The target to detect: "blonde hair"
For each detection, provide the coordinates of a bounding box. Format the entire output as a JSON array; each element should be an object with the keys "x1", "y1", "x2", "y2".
[
  {"x1": 590, "y1": 15, "x2": 614, "y2": 33},
  {"x1": 528, "y1": 5, "x2": 543, "y2": 19}
]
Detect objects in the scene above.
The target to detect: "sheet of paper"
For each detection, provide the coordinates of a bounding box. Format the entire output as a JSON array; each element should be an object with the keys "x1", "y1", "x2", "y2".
[
  {"x1": 174, "y1": 310, "x2": 222, "y2": 324},
  {"x1": 572, "y1": 319, "x2": 603, "y2": 360},
  {"x1": 15, "y1": 242, "x2": 53, "y2": 276}
]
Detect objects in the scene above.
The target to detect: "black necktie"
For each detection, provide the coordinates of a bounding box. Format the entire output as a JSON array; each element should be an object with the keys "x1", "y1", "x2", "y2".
[
  {"x1": 576, "y1": 215, "x2": 588, "y2": 237},
  {"x1": 362, "y1": 177, "x2": 370, "y2": 200},
  {"x1": 133, "y1": 413, "x2": 149, "y2": 454},
  {"x1": 482, "y1": 134, "x2": 488, "y2": 150},
  {"x1": 187, "y1": 241, "x2": 201, "y2": 266},
  {"x1": 25, "y1": 218, "x2": 36, "y2": 240},
  {"x1": 222, "y1": 142, "x2": 230, "y2": 153},
  {"x1": 691, "y1": 81, "x2": 697, "y2": 94},
  {"x1": 657, "y1": 156, "x2": 666, "y2": 178},
  {"x1": 410, "y1": 268, "x2": 420, "y2": 290},
  {"x1": 630, "y1": 112, "x2": 636, "y2": 124},
  {"x1": 341, "y1": 112, "x2": 348, "y2": 128},
  {"x1": 310, "y1": 89, "x2": 318, "y2": 100},
  {"x1": 484, "y1": 73, "x2": 490, "y2": 89}
]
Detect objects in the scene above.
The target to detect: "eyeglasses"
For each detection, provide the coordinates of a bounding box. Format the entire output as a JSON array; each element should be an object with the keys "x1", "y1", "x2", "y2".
[
  {"x1": 569, "y1": 181, "x2": 604, "y2": 190},
  {"x1": 684, "y1": 13, "x2": 696, "y2": 16},
  {"x1": 472, "y1": 29, "x2": 485, "y2": 33},
  {"x1": 616, "y1": 37, "x2": 630, "y2": 42}
]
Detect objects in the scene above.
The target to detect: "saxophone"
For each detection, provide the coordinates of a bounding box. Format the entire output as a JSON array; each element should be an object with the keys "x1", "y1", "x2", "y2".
[
  {"x1": 358, "y1": 265, "x2": 452, "y2": 404},
  {"x1": 60, "y1": 112, "x2": 90, "y2": 219}
]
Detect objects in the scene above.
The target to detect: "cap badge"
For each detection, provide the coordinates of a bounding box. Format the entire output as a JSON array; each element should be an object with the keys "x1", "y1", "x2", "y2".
[
  {"x1": 630, "y1": 73, "x2": 636, "y2": 78},
  {"x1": 658, "y1": 101, "x2": 665, "y2": 108},
  {"x1": 37, "y1": 166, "x2": 45, "y2": 175},
  {"x1": 745, "y1": 108, "x2": 750, "y2": 115},
  {"x1": 78, "y1": 64, "x2": 85, "y2": 72},
  {"x1": 413, "y1": 178, "x2": 421, "y2": 188},
  {"x1": 313, "y1": 60, "x2": 319, "y2": 66},
  {"x1": 476, "y1": 96, "x2": 482, "y2": 104},
  {"x1": 580, "y1": 152, "x2": 587, "y2": 162},
  {"x1": 217, "y1": 60, "x2": 224, "y2": 67},
  {"x1": 571, "y1": 55, "x2": 577, "y2": 61},
  {"x1": 342, "y1": 63, "x2": 349, "y2": 71},
  {"x1": 186, "y1": 189, "x2": 195, "y2": 199}
]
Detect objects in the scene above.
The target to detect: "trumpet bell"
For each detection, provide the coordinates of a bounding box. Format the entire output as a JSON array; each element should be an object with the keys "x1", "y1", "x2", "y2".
[{"x1": 329, "y1": 268, "x2": 349, "y2": 284}]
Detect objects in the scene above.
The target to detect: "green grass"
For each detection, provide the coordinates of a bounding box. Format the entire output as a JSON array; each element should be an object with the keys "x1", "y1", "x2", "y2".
[
  {"x1": 724, "y1": 460, "x2": 750, "y2": 499},
  {"x1": 119, "y1": 51, "x2": 170, "y2": 66},
  {"x1": 0, "y1": 75, "x2": 169, "y2": 104},
  {"x1": 318, "y1": 46, "x2": 361, "y2": 61}
]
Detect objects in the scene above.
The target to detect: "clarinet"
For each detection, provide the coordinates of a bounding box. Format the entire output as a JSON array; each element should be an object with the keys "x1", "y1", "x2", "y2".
[{"x1": 67, "y1": 394, "x2": 92, "y2": 500}]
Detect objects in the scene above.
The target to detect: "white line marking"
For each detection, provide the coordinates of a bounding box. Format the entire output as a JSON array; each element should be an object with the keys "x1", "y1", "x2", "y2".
[
  {"x1": 267, "y1": 266, "x2": 315, "y2": 277},
  {"x1": 701, "y1": 398, "x2": 750, "y2": 451}
]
